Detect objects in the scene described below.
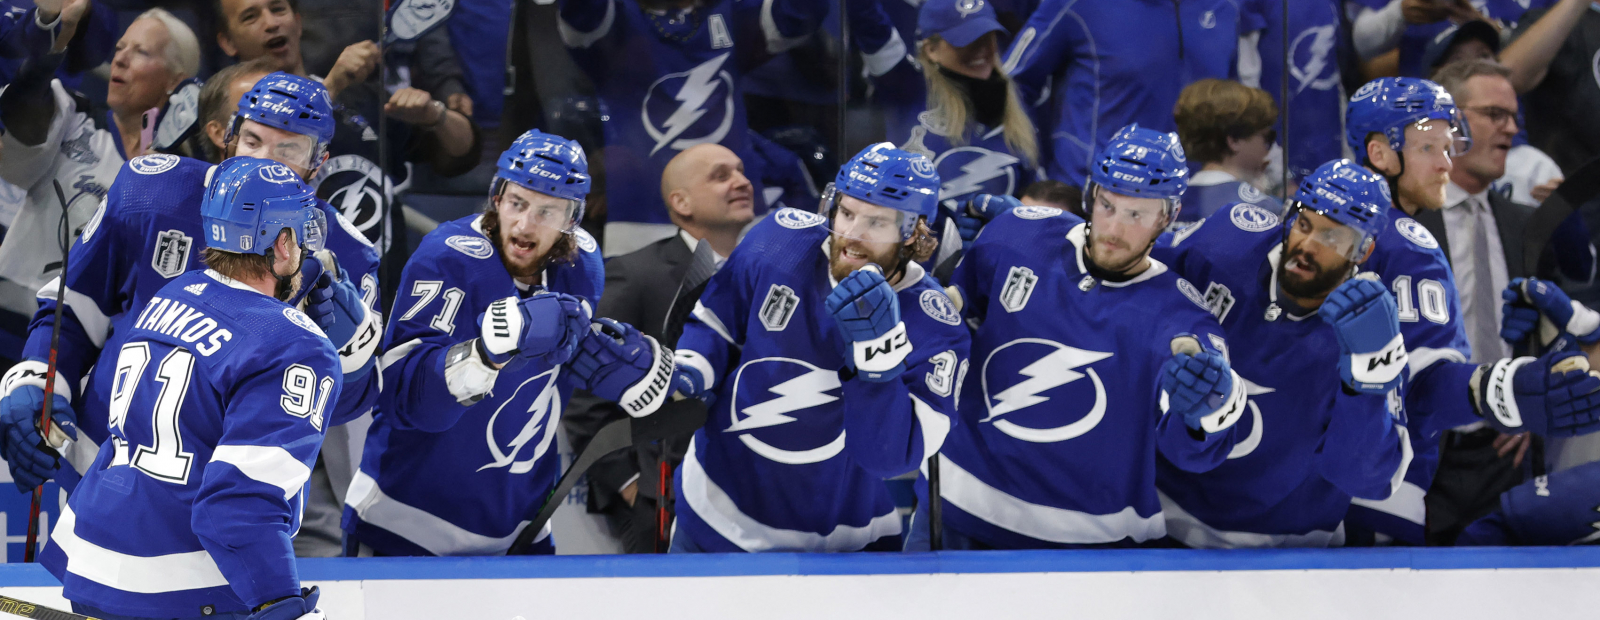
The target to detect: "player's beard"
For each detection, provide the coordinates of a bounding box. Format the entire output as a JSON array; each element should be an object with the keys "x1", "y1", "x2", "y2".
[
  {"x1": 1084, "y1": 226, "x2": 1153, "y2": 276},
  {"x1": 483, "y1": 209, "x2": 575, "y2": 279},
  {"x1": 273, "y1": 267, "x2": 303, "y2": 302},
  {"x1": 829, "y1": 234, "x2": 902, "y2": 283},
  {"x1": 1278, "y1": 245, "x2": 1351, "y2": 300},
  {"x1": 1397, "y1": 166, "x2": 1449, "y2": 211}
]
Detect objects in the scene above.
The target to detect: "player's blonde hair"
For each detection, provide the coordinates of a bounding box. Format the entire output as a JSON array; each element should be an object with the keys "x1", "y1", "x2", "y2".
[
  {"x1": 917, "y1": 35, "x2": 1038, "y2": 167},
  {"x1": 202, "y1": 228, "x2": 292, "y2": 281}
]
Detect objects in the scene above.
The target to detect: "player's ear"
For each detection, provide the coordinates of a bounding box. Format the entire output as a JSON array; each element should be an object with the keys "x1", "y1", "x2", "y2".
[{"x1": 1366, "y1": 136, "x2": 1398, "y2": 176}]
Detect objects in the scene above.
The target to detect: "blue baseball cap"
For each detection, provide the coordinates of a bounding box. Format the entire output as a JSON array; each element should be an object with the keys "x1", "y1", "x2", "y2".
[{"x1": 917, "y1": 0, "x2": 1007, "y2": 48}]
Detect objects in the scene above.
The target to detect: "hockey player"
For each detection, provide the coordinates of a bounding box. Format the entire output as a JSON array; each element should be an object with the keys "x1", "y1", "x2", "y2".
[
  {"x1": 667, "y1": 143, "x2": 969, "y2": 553},
  {"x1": 0, "y1": 72, "x2": 380, "y2": 494},
  {"x1": 1153, "y1": 160, "x2": 1414, "y2": 548},
  {"x1": 39, "y1": 158, "x2": 336, "y2": 620},
  {"x1": 919, "y1": 124, "x2": 1248, "y2": 550},
  {"x1": 345, "y1": 129, "x2": 673, "y2": 556},
  {"x1": 1343, "y1": 76, "x2": 1600, "y2": 542}
]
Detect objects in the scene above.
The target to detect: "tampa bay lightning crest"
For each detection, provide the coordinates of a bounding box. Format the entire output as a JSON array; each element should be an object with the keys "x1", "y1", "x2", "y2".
[
  {"x1": 480, "y1": 368, "x2": 562, "y2": 474},
  {"x1": 726, "y1": 358, "x2": 844, "y2": 464},
  {"x1": 446, "y1": 234, "x2": 494, "y2": 259},
  {"x1": 935, "y1": 146, "x2": 1019, "y2": 202},
  {"x1": 643, "y1": 53, "x2": 736, "y2": 156},
  {"x1": 1395, "y1": 217, "x2": 1439, "y2": 249},
  {"x1": 980, "y1": 339, "x2": 1113, "y2": 443},
  {"x1": 131, "y1": 154, "x2": 179, "y2": 175},
  {"x1": 1230, "y1": 203, "x2": 1279, "y2": 232},
  {"x1": 775, "y1": 208, "x2": 825, "y2": 229},
  {"x1": 1289, "y1": 24, "x2": 1340, "y2": 93}
]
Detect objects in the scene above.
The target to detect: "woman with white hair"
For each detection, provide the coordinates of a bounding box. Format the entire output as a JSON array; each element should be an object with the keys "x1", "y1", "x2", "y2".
[{"x1": 0, "y1": 0, "x2": 200, "y2": 326}]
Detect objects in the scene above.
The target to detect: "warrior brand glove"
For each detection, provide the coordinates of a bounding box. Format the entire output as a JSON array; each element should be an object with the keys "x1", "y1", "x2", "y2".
[
  {"x1": 478, "y1": 292, "x2": 592, "y2": 366},
  {"x1": 1321, "y1": 277, "x2": 1408, "y2": 394},
  {"x1": 248, "y1": 586, "x2": 325, "y2": 620},
  {"x1": 954, "y1": 194, "x2": 1022, "y2": 245},
  {"x1": 0, "y1": 361, "x2": 76, "y2": 492},
  {"x1": 1160, "y1": 335, "x2": 1247, "y2": 433},
  {"x1": 1472, "y1": 349, "x2": 1600, "y2": 437},
  {"x1": 304, "y1": 256, "x2": 380, "y2": 379},
  {"x1": 826, "y1": 265, "x2": 910, "y2": 382},
  {"x1": 568, "y1": 318, "x2": 675, "y2": 418},
  {"x1": 1502, "y1": 278, "x2": 1600, "y2": 346}
]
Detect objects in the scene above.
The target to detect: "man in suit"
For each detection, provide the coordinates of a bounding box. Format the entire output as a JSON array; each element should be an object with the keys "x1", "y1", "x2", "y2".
[
  {"x1": 563, "y1": 143, "x2": 756, "y2": 552},
  {"x1": 1416, "y1": 58, "x2": 1594, "y2": 544}
]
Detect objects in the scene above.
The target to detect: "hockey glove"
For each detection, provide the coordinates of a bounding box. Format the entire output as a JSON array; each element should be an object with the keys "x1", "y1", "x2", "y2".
[
  {"x1": 0, "y1": 361, "x2": 76, "y2": 493},
  {"x1": 568, "y1": 318, "x2": 675, "y2": 418},
  {"x1": 1501, "y1": 278, "x2": 1600, "y2": 346},
  {"x1": 826, "y1": 266, "x2": 910, "y2": 382},
  {"x1": 248, "y1": 586, "x2": 324, "y2": 620},
  {"x1": 304, "y1": 258, "x2": 380, "y2": 380},
  {"x1": 954, "y1": 194, "x2": 1022, "y2": 245},
  {"x1": 1472, "y1": 349, "x2": 1600, "y2": 437},
  {"x1": 1160, "y1": 335, "x2": 1247, "y2": 433},
  {"x1": 478, "y1": 292, "x2": 592, "y2": 367},
  {"x1": 1321, "y1": 277, "x2": 1408, "y2": 394}
]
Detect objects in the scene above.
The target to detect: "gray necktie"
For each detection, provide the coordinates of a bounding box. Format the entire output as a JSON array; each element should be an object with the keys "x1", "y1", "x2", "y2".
[{"x1": 1469, "y1": 197, "x2": 1501, "y2": 362}]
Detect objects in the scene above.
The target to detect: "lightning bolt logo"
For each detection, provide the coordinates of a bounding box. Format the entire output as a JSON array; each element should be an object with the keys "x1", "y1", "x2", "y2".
[
  {"x1": 644, "y1": 53, "x2": 733, "y2": 155},
  {"x1": 480, "y1": 369, "x2": 562, "y2": 474},
  {"x1": 728, "y1": 367, "x2": 840, "y2": 432},
  {"x1": 1290, "y1": 25, "x2": 1339, "y2": 93},
  {"x1": 938, "y1": 148, "x2": 1019, "y2": 200},
  {"x1": 982, "y1": 345, "x2": 1111, "y2": 422}
]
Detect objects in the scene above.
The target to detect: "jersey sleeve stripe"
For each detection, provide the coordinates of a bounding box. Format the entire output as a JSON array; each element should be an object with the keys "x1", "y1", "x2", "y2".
[
  {"x1": 36, "y1": 278, "x2": 112, "y2": 348},
  {"x1": 345, "y1": 470, "x2": 546, "y2": 555},
  {"x1": 674, "y1": 349, "x2": 717, "y2": 392},
  {"x1": 379, "y1": 338, "x2": 425, "y2": 372},
  {"x1": 909, "y1": 393, "x2": 950, "y2": 463},
  {"x1": 1348, "y1": 480, "x2": 1427, "y2": 526},
  {"x1": 211, "y1": 445, "x2": 313, "y2": 500},
  {"x1": 1406, "y1": 346, "x2": 1469, "y2": 377},
  {"x1": 861, "y1": 28, "x2": 905, "y2": 77},
  {"x1": 53, "y1": 505, "x2": 229, "y2": 594},
  {"x1": 691, "y1": 301, "x2": 738, "y2": 346},
  {"x1": 760, "y1": 0, "x2": 809, "y2": 54},
  {"x1": 1386, "y1": 425, "x2": 1415, "y2": 499},
  {"x1": 556, "y1": 0, "x2": 614, "y2": 49}
]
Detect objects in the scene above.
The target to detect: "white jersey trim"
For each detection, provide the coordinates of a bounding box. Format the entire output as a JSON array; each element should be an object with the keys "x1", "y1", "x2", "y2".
[
  {"x1": 1407, "y1": 346, "x2": 1467, "y2": 378},
  {"x1": 555, "y1": 0, "x2": 615, "y2": 49},
  {"x1": 680, "y1": 435, "x2": 901, "y2": 552},
  {"x1": 345, "y1": 469, "x2": 549, "y2": 555},
  {"x1": 378, "y1": 338, "x2": 424, "y2": 372},
  {"x1": 1349, "y1": 480, "x2": 1427, "y2": 526},
  {"x1": 1158, "y1": 491, "x2": 1344, "y2": 549},
  {"x1": 212, "y1": 445, "x2": 312, "y2": 500},
  {"x1": 938, "y1": 455, "x2": 1166, "y2": 544},
  {"x1": 910, "y1": 393, "x2": 950, "y2": 463},
  {"x1": 691, "y1": 301, "x2": 739, "y2": 347},
  {"x1": 36, "y1": 278, "x2": 112, "y2": 349},
  {"x1": 55, "y1": 505, "x2": 229, "y2": 593}
]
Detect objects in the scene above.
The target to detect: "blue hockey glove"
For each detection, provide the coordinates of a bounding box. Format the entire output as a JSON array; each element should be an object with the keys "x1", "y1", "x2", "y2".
[
  {"x1": 1474, "y1": 349, "x2": 1600, "y2": 437},
  {"x1": 248, "y1": 586, "x2": 324, "y2": 620},
  {"x1": 1160, "y1": 335, "x2": 1247, "y2": 432},
  {"x1": 1502, "y1": 278, "x2": 1600, "y2": 345},
  {"x1": 826, "y1": 266, "x2": 910, "y2": 382},
  {"x1": 671, "y1": 363, "x2": 709, "y2": 400},
  {"x1": 0, "y1": 361, "x2": 77, "y2": 493},
  {"x1": 954, "y1": 194, "x2": 1022, "y2": 245},
  {"x1": 304, "y1": 258, "x2": 380, "y2": 380},
  {"x1": 568, "y1": 318, "x2": 674, "y2": 417},
  {"x1": 1321, "y1": 277, "x2": 1408, "y2": 394},
  {"x1": 478, "y1": 292, "x2": 592, "y2": 367}
]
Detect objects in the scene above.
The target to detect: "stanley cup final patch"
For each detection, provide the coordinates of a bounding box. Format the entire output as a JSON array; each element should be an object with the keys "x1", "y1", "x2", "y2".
[
  {"x1": 1000, "y1": 266, "x2": 1038, "y2": 313},
  {"x1": 760, "y1": 284, "x2": 800, "y2": 331}
]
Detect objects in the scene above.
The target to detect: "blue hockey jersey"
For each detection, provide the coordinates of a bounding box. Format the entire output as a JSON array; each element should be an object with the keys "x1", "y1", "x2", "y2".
[
  {"x1": 940, "y1": 206, "x2": 1243, "y2": 548},
  {"x1": 22, "y1": 154, "x2": 380, "y2": 491},
  {"x1": 41, "y1": 269, "x2": 340, "y2": 618},
  {"x1": 345, "y1": 214, "x2": 604, "y2": 556},
  {"x1": 896, "y1": 112, "x2": 1037, "y2": 215},
  {"x1": 672, "y1": 208, "x2": 969, "y2": 552},
  {"x1": 1240, "y1": 0, "x2": 1345, "y2": 182},
  {"x1": 1153, "y1": 203, "x2": 1412, "y2": 548},
  {"x1": 1002, "y1": 0, "x2": 1240, "y2": 186},
  {"x1": 1176, "y1": 175, "x2": 1283, "y2": 225},
  {"x1": 1345, "y1": 206, "x2": 1476, "y2": 544}
]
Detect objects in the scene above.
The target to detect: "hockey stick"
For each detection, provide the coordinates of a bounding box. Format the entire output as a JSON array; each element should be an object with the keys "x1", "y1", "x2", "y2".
[
  {"x1": 25, "y1": 180, "x2": 74, "y2": 563},
  {"x1": 506, "y1": 242, "x2": 720, "y2": 555},
  {"x1": 0, "y1": 594, "x2": 98, "y2": 620}
]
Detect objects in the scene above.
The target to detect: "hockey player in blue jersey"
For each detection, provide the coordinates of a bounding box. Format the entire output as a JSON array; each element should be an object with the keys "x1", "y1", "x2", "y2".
[
  {"x1": 924, "y1": 124, "x2": 1248, "y2": 549},
  {"x1": 1343, "y1": 77, "x2": 1600, "y2": 543},
  {"x1": 1154, "y1": 160, "x2": 1415, "y2": 548},
  {"x1": 38, "y1": 158, "x2": 337, "y2": 620},
  {"x1": 344, "y1": 129, "x2": 673, "y2": 556},
  {"x1": 667, "y1": 143, "x2": 969, "y2": 553},
  {"x1": 0, "y1": 72, "x2": 380, "y2": 495}
]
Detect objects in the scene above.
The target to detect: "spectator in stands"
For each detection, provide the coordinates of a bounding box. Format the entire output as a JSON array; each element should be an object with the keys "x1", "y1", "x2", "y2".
[
  {"x1": 564, "y1": 143, "x2": 755, "y2": 553},
  {"x1": 0, "y1": 2, "x2": 189, "y2": 341},
  {"x1": 1349, "y1": 0, "x2": 1490, "y2": 77},
  {"x1": 1501, "y1": 0, "x2": 1600, "y2": 174},
  {"x1": 1237, "y1": 0, "x2": 1343, "y2": 185},
  {"x1": 1003, "y1": 0, "x2": 1241, "y2": 186},
  {"x1": 1172, "y1": 79, "x2": 1283, "y2": 224},
  {"x1": 895, "y1": 0, "x2": 1037, "y2": 240}
]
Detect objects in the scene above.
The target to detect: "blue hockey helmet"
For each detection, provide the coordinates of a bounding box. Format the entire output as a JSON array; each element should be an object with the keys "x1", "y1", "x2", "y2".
[
  {"x1": 202, "y1": 156, "x2": 327, "y2": 255},
  {"x1": 1345, "y1": 77, "x2": 1471, "y2": 163},
  {"x1": 821, "y1": 142, "x2": 940, "y2": 243},
  {"x1": 1285, "y1": 159, "x2": 1391, "y2": 260},
  {"x1": 490, "y1": 129, "x2": 590, "y2": 233},
  {"x1": 227, "y1": 72, "x2": 336, "y2": 171},
  {"x1": 1085, "y1": 123, "x2": 1189, "y2": 219}
]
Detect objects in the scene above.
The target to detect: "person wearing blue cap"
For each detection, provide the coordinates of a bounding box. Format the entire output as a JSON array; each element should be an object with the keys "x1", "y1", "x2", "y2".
[{"x1": 895, "y1": 0, "x2": 1039, "y2": 253}]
